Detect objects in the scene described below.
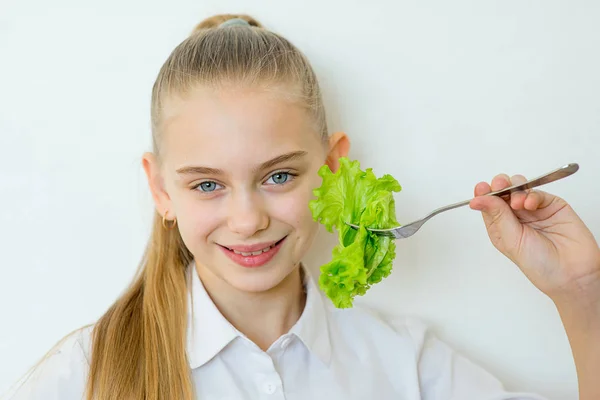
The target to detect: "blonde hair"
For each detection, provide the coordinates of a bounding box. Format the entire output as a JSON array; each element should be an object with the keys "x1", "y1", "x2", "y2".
[
  {"x1": 11, "y1": 13, "x2": 329, "y2": 400},
  {"x1": 151, "y1": 13, "x2": 328, "y2": 155}
]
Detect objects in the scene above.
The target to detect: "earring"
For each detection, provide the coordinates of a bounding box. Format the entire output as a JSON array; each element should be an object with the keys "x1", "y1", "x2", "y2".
[{"x1": 162, "y1": 211, "x2": 177, "y2": 230}]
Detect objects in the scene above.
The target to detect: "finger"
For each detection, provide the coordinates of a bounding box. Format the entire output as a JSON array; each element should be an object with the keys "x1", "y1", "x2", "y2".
[
  {"x1": 509, "y1": 174, "x2": 528, "y2": 210},
  {"x1": 471, "y1": 174, "x2": 508, "y2": 210},
  {"x1": 523, "y1": 191, "x2": 543, "y2": 211},
  {"x1": 524, "y1": 189, "x2": 557, "y2": 211},
  {"x1": 491, "y1": 173, "x2": 511, "y2": 191},
  {"x1": 469, "y1": 190, "x2": 522, "y2": 259},
  {"x1": 474, "y1": 181, "x2": 491, "y2": 197},
  {"x1": 470, "y1": 173, "x2": 521, "y2": 248}
]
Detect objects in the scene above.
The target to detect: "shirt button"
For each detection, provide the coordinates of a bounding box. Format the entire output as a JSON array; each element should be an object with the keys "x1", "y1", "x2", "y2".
[
  {"x1": 263, "y1": 382, "x2": 277, "y2": 394},
  {"x1": 281, "y1": 337, "x2": 292, "y2": 349}
]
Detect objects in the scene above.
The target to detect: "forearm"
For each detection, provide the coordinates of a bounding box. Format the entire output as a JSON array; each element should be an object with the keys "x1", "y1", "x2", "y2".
[{"x1": 554, "y1": 290, "x2": 600, "y2": 400}]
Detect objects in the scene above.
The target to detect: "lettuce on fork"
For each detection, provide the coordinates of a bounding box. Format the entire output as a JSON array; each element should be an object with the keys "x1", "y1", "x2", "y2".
[{"x1": 309, "y1": 157, "x2": 402, "y2": 308}]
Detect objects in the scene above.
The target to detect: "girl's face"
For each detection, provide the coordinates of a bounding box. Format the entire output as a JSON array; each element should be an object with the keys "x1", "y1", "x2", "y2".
[{"x1": 145, "y1": 87, "x2": 348, "y2": 293}]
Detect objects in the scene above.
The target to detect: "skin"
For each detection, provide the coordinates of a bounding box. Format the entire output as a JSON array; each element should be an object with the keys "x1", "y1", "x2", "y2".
[
  {"x1": 144, "y1": 85, "x2": 600, "y2": 397},
  {"x1": 470, "y1": 177, "x2": 600, "y2": 400},
  {"x1": 143, "y1": 87, "x2": 349, "y2": 349}
]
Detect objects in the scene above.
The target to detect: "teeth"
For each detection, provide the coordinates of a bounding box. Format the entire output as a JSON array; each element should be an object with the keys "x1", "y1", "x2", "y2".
[{"x1": 232, "y1": 244, "x2": 273, "y2": 256}]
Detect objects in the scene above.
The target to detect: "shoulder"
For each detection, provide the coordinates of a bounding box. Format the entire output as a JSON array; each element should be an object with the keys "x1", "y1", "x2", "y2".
[
  {"x1": 51, "y1": 324, "x2": 94, "y2": 364},
  {"x1": 324, "y1": 299, "x2": 432, "y2": 353},
  {"x1": 324, "y1": 297, "x2": 429, "y2": 335},
  {"x1": 324, "y1": 303, "x2": 550, "y2": 399},
  {"x1": 4, "y1": 325, "x2": 94, "y2": 400}
]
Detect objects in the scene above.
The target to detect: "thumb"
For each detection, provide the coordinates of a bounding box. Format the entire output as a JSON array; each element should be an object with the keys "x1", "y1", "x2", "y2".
[{"x1": 470, "y1": 186, "x2": 523, "y2": 258}]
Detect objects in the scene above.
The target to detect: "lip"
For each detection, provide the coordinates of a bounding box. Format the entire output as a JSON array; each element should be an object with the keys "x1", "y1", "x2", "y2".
[
  {"x1": 223, "y1": 240, "x2": 280, "y2": 253},
  {"x1": 219, "y1": 236, "x2": 287, "y2": 268}
]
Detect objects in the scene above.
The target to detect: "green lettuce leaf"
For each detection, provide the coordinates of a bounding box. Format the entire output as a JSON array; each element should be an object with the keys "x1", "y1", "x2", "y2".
[{"x1": 309, "y1": 157, "x2": 402, "y2": 308}]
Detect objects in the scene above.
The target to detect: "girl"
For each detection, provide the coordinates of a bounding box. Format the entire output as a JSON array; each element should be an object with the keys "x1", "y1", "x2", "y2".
[{"x1": 5, "y1": 13, "x2": 600, "y2": 400}]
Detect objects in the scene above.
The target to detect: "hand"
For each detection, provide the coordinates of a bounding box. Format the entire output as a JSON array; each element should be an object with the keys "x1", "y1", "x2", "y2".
[{"x1": 469, "y1": 173, "x2": 600, "y2": 302}]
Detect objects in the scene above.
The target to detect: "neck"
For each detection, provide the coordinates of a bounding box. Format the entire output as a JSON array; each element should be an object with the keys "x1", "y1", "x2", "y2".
[{"x1": 196, "y1": 264, "x2": 306, "y2": 351}]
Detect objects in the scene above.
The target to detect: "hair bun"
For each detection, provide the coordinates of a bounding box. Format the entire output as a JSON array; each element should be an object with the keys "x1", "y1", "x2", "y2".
[{"x1": 192, "y1": 14, "x2": 263, "y2": 34}]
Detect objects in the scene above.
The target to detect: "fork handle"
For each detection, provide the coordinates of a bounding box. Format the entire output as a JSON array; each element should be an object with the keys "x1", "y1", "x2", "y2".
[
  {"x1": 425, "y1": 163, "x2": 579, "y2": 220},
  {"x1": 485, "y1": 163, "x2": 579, "y2": 198}
]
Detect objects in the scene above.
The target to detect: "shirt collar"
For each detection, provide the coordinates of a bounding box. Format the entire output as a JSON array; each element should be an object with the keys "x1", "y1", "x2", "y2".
[
  {"x1": 185, "y1": 264, "x2": 240, "y2": 369},
  {"x1": 185, "y1": 263, "x2": 332, "y2": 369},
  {"x1": 289, "y1": 266, "x2": 332, "y2": 365}
]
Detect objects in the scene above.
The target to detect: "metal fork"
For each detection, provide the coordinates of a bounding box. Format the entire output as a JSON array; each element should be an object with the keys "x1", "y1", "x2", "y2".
[{"x1": 346, "y1": 163, "x2": 579, "y2": 239}]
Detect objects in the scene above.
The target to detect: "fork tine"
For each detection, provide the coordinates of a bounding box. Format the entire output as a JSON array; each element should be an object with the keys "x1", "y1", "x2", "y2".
[
  {"x1": 372, "y1": 230, "x2": 398, "y2": 238},
  {"x1": 344, "y1": 222, "x2": 400, "y2": 238}
]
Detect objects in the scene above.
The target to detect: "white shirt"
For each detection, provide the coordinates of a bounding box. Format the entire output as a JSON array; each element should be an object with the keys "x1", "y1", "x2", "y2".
[{"x1": 5, "y1": 264, "x2": 549, "y2": 400}]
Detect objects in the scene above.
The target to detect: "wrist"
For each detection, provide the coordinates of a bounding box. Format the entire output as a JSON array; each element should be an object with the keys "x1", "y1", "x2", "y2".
[
  {"x1": 552, "y1": 280, "x2": 600, "y2": 330},
  {"x1": 549, "y1": 264, "x2": 600, "y2": 308}
]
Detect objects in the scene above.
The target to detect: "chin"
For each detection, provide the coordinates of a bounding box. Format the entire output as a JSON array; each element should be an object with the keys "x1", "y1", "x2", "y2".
[{"x1": 225, "y1": 262, "x2": 299, "y2": 294}]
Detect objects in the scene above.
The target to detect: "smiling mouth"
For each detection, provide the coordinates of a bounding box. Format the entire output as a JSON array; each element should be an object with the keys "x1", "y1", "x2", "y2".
[{"x1": 221, "y1": 237, "x2": 287, "y2": 257}]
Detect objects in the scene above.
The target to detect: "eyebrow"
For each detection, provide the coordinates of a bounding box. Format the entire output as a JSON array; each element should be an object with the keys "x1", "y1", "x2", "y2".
[{"x1": 175, "y1": 150, "x2": 308, "y2": 176}]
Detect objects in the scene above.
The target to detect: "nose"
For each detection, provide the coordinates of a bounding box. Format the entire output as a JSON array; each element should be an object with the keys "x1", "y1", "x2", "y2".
[{"x1": 227, "y1": 191, "x2": 269, "y2": 237}]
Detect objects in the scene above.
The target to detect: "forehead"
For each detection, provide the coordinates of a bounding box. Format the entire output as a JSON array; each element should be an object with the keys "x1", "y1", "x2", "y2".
[{"x1": 161, "y1": 88, "x2": 322, "y2": 169}]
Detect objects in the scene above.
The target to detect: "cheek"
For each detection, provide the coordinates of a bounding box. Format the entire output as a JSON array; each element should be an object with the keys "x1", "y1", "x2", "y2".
[
  {"x1": 268, "y1": 184, "x2": 319, "y2": 249},
  {"x1": 270, "y1": 181, "x2": 314, "y2": 225},
  {"x1": 172, "y1": 193, "x2": 222, "y2": 246}
]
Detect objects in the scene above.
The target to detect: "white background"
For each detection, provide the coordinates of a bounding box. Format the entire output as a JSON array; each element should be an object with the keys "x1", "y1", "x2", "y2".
[{"x1": 1, "y1": 1, "x2": 599, "y2": 399}]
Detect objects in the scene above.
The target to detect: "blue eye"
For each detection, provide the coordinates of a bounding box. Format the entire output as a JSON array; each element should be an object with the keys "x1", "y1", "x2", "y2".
[
  {"x1": 266, "y1": 172, "x2": 291, "y2": 185},
  {"x1": 197, "y1": 181, "x2": 220, "y2": 192}
]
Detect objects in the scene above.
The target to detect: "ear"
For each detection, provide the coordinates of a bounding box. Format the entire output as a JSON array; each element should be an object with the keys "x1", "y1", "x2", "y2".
[
  {"x1": 142, "y1": 152, "x2": 174, "y2": 218},
  {"x1": 325, "y1": 131, "x2": 350, "y2": 172}
]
